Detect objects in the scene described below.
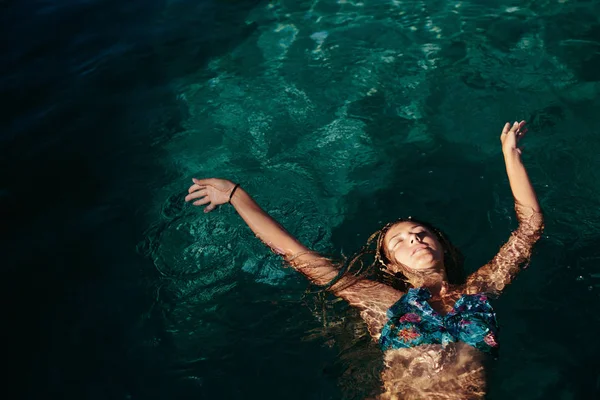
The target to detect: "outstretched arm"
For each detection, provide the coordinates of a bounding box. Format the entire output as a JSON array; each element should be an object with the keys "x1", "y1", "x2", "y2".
[
  {"x1": 185, "y1": 178, "x2": 338, "y2": 285},
  {"x1": 185, "y1": 178, "x2": 400, "y2": 337},
  {"x1": 466, "y1": 121, "x2": 545, "y2": 295}
]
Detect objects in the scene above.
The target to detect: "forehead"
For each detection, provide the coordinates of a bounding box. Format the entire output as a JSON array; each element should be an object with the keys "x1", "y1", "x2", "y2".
[{"x1": 384, "y1": 221, "x2": 428, "y2": 243}]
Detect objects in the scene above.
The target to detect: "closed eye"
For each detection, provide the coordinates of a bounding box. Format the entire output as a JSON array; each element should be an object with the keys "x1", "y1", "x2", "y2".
[
  {"x1": 389, "y1": 237, "x2": 403, "y2": 249},
  {"x1": 389, "y1": 229, "x2": 429, "y2": 249}
]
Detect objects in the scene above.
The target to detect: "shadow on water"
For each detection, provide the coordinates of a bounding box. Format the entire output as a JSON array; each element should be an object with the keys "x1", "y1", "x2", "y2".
[{"x1": 1, "y1": 1, "x2": 260, "y2": 399}]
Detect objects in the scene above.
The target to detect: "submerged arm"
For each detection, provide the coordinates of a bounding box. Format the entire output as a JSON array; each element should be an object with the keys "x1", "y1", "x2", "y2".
[{"x1": 466, "y1": 122, "x2": 545, "y2": 294}]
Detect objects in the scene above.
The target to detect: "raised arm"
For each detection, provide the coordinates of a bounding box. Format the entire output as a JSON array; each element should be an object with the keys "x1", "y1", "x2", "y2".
[
  {"x1": 185, "y1": 178, "x2": 400, "y2": 338},
  {"x1": 466, "y1": 121, "x2": 544, "y2": 295}
]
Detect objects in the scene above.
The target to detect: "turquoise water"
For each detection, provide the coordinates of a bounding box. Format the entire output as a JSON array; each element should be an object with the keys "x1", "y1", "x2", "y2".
[{"x1": 3, "y1": 0, "x2": 600, "y2": 399}]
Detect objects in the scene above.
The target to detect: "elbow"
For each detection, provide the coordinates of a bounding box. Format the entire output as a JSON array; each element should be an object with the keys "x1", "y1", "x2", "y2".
[
  {"x1": 517, "y1": 211, "x2": 544, "y2": 243},
  {"x1": 534, "y1": 210, "x2": 545, "y2": 237}
]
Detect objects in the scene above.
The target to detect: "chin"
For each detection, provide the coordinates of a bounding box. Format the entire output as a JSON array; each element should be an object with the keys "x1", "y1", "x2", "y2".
[{"x1": 412, "y1": 261, "x2": 443, "y2": 272}]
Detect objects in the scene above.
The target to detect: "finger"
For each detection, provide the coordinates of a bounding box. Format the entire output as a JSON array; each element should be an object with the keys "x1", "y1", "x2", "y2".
[
  {"x1": 518, "y1": 120, "x2": 526, "y2": 130},
  {"x1": 517, "y1": 127, "x2": 528, "y2": 138},
  {"x1": 501, "y1": 122, "x2": 511, "y2": 135},
  {"x1": 185, "y1": 189, "x2": 208, "y2": 202},
  {"x1": 509, "y1": 121, "x2": 519, "y2": 134},
  {"x1": 204, "y1": 203, "x2": 217, "y2": 213},
  {"x1": 188, "y1": 183, "x2": 206, "y2": 194},
  {"x1": 193, "y1": 178, "x2": 216, "y2": 186},
  {"x1": 193, "y1": 197, "x2": 211, "y2": 206}
]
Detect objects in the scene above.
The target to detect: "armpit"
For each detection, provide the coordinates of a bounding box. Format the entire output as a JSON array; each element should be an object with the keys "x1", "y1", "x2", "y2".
[
  {"x1": 286, "y1": 254, "x2": 401, "y2": 339},
  {"x1": 332, "y1": 279, "x2": 402, "y2": 341}
]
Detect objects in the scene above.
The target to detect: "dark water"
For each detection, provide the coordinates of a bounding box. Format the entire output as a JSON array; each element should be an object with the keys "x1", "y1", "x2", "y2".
[{"x1": 3, "y1": 0, "x2": 600, "y2": 399}]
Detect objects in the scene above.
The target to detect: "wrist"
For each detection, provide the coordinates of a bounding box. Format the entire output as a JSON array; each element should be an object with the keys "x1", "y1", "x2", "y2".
[
  {"x1": 228, "y1": 183, "x2": 241, "y2": 204},
  {"x1": 503, "y1": 149, "x2": 522, "y2": 163}
]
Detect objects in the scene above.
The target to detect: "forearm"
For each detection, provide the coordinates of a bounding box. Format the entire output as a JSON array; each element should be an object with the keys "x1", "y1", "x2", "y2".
[
  {"x1": 186, "y1": 178, "x2": 341, "y2": 286},
  {"x1": 466, "y1": 124, "x2": 545, "y2": 294},
  {"x1": 228, "y1": 188, "x2": 302, "y2": 256},
  {"x1": 224, "y1": 186, "x2": 400, "y2": 325},
  {"x1": 466, "y1": 150, "x2": 545, "y2": 293},
  {"x1": 503, "y1": 151, "x2": 541, "y2": 213},
  {"x1": 229, "y1": 187, "x2": 340, "y2": 285}
]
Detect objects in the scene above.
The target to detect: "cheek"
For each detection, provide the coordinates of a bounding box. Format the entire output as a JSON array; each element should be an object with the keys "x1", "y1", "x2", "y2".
[
  {"x1": 425, "y1": 238, "x2": 442, "y2": 252},
  {"x1": 431, "y1": 245, "x2": 445, "y2": 261},
  {"x1": 390, "y1": 246, "x2": 410, "y2": 263}
]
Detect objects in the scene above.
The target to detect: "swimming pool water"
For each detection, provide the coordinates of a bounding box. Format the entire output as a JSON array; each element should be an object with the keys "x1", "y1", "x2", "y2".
[{"x1": 3, "y1": 0, "x2": 600, "y2": 399}]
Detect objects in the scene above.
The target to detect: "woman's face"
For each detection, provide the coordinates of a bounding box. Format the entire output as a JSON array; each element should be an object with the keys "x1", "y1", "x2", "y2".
[{"x1": 383, "y1": 221, "x2": 445, "y2": 274}]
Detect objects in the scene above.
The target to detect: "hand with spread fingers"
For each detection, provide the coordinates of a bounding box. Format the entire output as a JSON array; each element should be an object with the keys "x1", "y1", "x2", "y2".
[
  {"x1": 500, "y1": 120, "x2": 528, "y2": 156},
  {"x1": 185, "y1": 178, "x2": 237, "y2": 213}
]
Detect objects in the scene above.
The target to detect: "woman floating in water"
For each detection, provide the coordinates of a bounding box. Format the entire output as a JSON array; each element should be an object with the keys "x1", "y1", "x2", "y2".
[{"x1": 184, "y1": 121, "x2": 544, "y2": 400}]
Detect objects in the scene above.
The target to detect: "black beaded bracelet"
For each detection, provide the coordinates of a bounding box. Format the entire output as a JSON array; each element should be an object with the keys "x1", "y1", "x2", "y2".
[{"x1": 228, "y1": 183, "x2": 240, "y2": 203}]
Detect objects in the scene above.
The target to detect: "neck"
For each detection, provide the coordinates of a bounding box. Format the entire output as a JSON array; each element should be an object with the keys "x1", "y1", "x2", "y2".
[{"x1": 407, "y1": 269, "x2": 448, "y2": 297}]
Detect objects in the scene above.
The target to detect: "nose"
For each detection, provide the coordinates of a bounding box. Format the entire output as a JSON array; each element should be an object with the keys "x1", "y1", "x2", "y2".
[{"x1": 409, "y1": 233, "x2": 421, "y2": 244}]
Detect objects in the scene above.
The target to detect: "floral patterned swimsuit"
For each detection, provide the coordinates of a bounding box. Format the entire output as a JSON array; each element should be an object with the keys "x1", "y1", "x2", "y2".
[{"x1": 379, "y1": 287, "x2": 499, "y2": 353}]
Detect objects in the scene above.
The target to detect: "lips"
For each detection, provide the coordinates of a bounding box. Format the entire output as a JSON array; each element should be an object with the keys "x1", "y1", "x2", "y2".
[{"x1": 411, "y1": 245, "x2": 429, "y2": 256}]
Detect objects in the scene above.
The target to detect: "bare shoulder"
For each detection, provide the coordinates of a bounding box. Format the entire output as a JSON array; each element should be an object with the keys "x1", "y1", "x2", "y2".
[
  {"x1": 332, "y1": 278, "x2": 403, "y2": 340},
  {"x1": 286, "y1": 250, "x2": 403, "y2": 339}
]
